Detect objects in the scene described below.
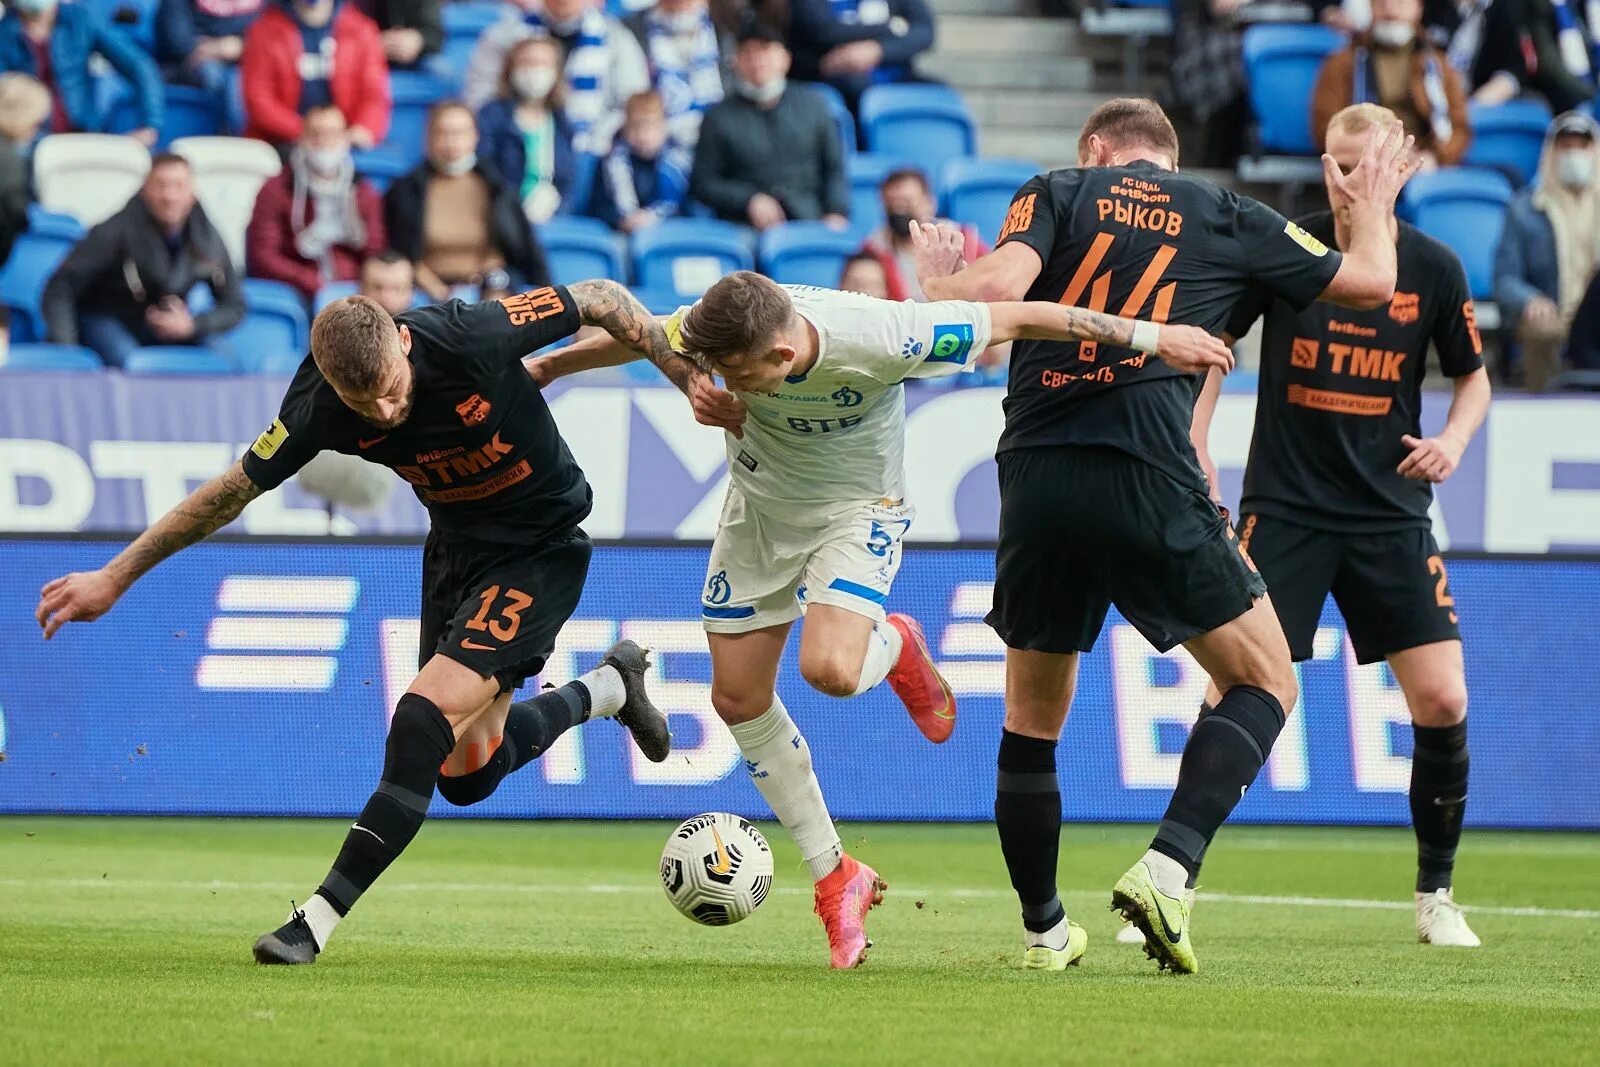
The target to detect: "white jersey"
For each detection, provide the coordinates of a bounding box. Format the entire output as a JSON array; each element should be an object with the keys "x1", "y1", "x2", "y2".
[{"x1": 667, "y1": 286, "x2": 993, "y2": 513}]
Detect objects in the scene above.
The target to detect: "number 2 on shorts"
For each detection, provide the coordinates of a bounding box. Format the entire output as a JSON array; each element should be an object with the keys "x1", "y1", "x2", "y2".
[
  {"x1": 467, "y1": 584, "x2": 534, "y2": 641},
  {"x1": 1427, "y1": 555, "x2": 1458, "y2": 625}
]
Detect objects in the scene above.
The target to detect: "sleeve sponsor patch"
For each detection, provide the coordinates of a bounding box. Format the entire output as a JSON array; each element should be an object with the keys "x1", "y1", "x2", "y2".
[
  {"x1": 1284, "y1": 220, "x2": 1330, "y2": 258},
  {"x1": 927, "y1": 323, "x2": 975, "y2": 364},
  {"x1": 250, "y1": 418, "x2": 288, "y2": 460},
  {"x1": 663, "y1": 307, "x2": 692, "y2": 354},
  {"x1": 498, "y1": 287, "x2": 567, "y2": 325},
  {"x1": 996, "y1": 193, "x2": 1037, "y2": 243}
]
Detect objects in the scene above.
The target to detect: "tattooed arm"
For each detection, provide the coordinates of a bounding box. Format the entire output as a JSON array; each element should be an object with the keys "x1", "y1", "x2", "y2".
[
  {"x1": 36, "y1": 461, "x2": 263, "y2": 638},
  {"x1": 987, "y1": 301, "x2": 1236, "y2": 375}
]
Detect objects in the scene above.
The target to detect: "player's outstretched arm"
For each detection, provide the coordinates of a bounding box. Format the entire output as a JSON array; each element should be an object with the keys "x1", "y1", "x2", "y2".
[
  {"x1": 987, "y1": 301, "x2": 1235, "y2": 375},
  {"x1": 566, "y1": 279, "x2": 745, "y2": 434},
  {"x1": 35, "y1": 461, "x2": 263, "y2": 639},
  {"x1": 523, "y1": 329, "x2": 643, "y2": 387},
  {"x1": 1319, "y1": 122, "x2": 1418, "y2": 309},
  {"x1": 912, "y1": 220, "x2": 1042, "y2": 303}
]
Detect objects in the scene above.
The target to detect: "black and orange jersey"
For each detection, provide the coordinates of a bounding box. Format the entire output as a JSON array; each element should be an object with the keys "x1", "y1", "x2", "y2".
[
  {"x1": 241, "y1": 288, "x2": 591, "y2": 545},
  {"x1": 1227, "y1": 213, "x2": 1483, "y2": 532},
  {"x1": 996, "y1": 161, "x2": 1343, "y2": 485}
]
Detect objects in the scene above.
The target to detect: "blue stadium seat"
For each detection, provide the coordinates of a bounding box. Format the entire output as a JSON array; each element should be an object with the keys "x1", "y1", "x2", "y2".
[
  {"x1": 442, "y1": 2, "x2": 510, "y2": 77},
  {"x1": 87, "y1": 0, "x2": 159, "y2": 48},
  {"x1": 1242, "y1": 25, "x2": 1345, "y2": 154},
  {"x1": 313, "y1": 281, "x2": 361, "y2": 314},
  {"x1": 859, "y1": 84, "x2": 976, "y2": 160},
  {"x1": 847, "y1": 154, "x2": 919, "y2": 237},
  {"x1": 242, "y1": 278, "x2": 312, "y2": 351},
  {"x1": 123, "y1": 346, "x2": 240, "y2": 375},
  {"x1": 386, "y1": 70, "x2": 455, "y2": 172},
  {"x1": 26, "y1": 205, "x2": 86, "y2": 241},
  {"x1": 252, "y1": 350, "x2": 309, "y2": 376},
  {"x1": 630, "y1": 286, "x2": 687, "y2": 315},
  {"x1": 759, "y1": 222, "x2": 861, "y2": 289},
  {"x1": 1464, "y1": 100, "x2": 1552, "y2": 187},
  {"x1": 799, "y1": 81, "x2": 857, "y2": 156},
  {"x1": 0, "y1": 232, "x2": 76, "y2": 343},
  {"x1": 106, "y1": 82, "x2": 225, "y2": 146},
  {"x1": 1402, "y1": 168, "x2": 1512, "y2": 299},
  {"x1": 631, "y1": 219, "x2": 754, "y2": 297},
  {"x1": 942, "y1": 158, "x2": 1039, "y2": 244},
  {"x1": 219, "y1": 313, "x2": 303, "y2": 373},
  {"x1": 352, "y1": 148, "x2": 415, "y2": 193},
  {"x1": 540, "y1": 216, "x2": 625, "y2": 283},
  {"x1": 0, "y1": 343, "x2": 104, "y2": 372}
]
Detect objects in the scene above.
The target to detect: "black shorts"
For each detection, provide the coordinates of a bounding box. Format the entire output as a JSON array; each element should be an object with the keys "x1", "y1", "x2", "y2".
[
  {"x1": 419, "y1": 527, "x2": 592, "y2": 691},
  {"x1": 1238, "y1": 512, "x2": 1460, "y2": 665},
  {"x1": 989, "y1": 447, "x2": 1266, "y2": 654}
]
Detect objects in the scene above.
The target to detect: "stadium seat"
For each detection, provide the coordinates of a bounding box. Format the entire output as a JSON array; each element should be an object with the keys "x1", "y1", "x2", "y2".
[
  {"x1": 942, "y1": 158, "x2": 1039, "y2": 244},
  {"x1": 85, "y1": 0, "x2": 159, "y2": 48},
  {"x1": 1402, "y1": 168, "x2": 1512, "y2": 300},
  {"x1": 386, "y1": 70, "x2": 455, "y2": 173},
  {"x1": 313, "y1": 281, "x2": 361, "y2": 314},
  {"x1": 0, "y1": 231, "x2": 77, "y2": 342},
  {"x1": 1464, "y1": 100, "x2": 1552, "y2": 187},
  {"x1": 351, "y1": 147, "x2": 415, "y2": 194},
  {"x1": 0, "y1": 343, "x2": 104, "y2": 372},
  {"x1": 441, "y1": 1, "x2": 509, "y2": 78},
  {"x1": 847, "y1": 154, "x2": 919, "y2": 238},
  {"x1": 1242, "y1": 25, "x2": 1345, "y2": 155},
  {"x1": 630, "y1": 286, "x2": 687, "y2": 315},
  {"x1": 758, "y1": 222, "x2": 860, "y2": 289},
  {"x1": 25, "y1": 205, "x2": 87, "y2": 241},
  {"x1": 859, "y1": 84, "x2": 977, "y2": 160},
  {"x1": 630, "y1": 219, "x2": 754, "y2": 297},
  {"x1": 799, "y1": 81, "x2": 857, "y2": 155},
  {"x1": 171, "y1": 137, "x2": 284, "y2": 268},
  {"x1": 123, "y1": 346, "x2": 240, "y2": 375},
  {"x1": 241, "y1": 277, "x2": 311, "y2": 347},
  {"x1": 219, "y1": 313, "x2": 303, "y2": 373},
  {"x1": 540, "y1": 216, "x2": 626, "y2": 284},
  {"x1": 33, "y1": 134, "x2": 152, "y2": 227},
  {"x1": 105, "y1": 82, "x2": 225, "y2": 146}
]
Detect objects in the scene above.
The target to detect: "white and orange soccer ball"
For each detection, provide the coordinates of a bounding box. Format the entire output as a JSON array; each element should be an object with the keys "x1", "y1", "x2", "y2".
[{"x1": 659, "y1": 812, "x2": 774, "y2": 926}]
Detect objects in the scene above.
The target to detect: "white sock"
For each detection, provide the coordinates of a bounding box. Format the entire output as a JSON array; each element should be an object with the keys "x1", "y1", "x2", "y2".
[
  {"x1": 575, "y1": 664, "x2": 626, "y2": 719},
  {"x1": 727, "y1": 696, "x2": 843, "y2": 882},
  {"x1": 1141, "y1": 848, "x2": 1189, "y2": 898},
  {"x1": 299, "y1": 894, "x2": 341, "y2": 951},
  {"x1": 1025, "y1": 915, "x2": 1070, "y2": 951},
  {"x1": 850, "y1": 619, "x2": 904, "y2": 696}
]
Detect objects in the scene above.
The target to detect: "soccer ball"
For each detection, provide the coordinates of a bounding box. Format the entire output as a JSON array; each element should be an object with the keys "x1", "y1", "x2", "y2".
[{"x1": 659, "y1": 812, "x2": 773, "y2": 926}]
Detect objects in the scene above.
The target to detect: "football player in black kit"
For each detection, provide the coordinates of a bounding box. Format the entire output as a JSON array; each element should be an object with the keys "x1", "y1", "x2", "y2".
[
  {"x1": 915, "y1": 98, "x2": 1416, "y2": 974},
  {"x1": 34, "y1": 279, "x2": 746, "y2": 965},
  {"x1": 1194, "y1": 104, "x2": 1492, "y2": 948}
]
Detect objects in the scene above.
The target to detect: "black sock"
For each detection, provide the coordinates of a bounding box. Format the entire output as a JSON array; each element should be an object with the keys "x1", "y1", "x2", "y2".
[
  {"x1": 435, "y1": 683, "x2": 591, "y2": 807},
  {"x1": 316, "y1": 693, "x2": 455, "y2": 915},
  {"x1": 1151, "y1": 685, "x2": 1285, "y2": 888},
  {"x1": 994, "y1": 729, "x2": 1065, "y2": 933},
  {"x1": 1410, "y1": 722, "x2": 1469, "y2": 893}
]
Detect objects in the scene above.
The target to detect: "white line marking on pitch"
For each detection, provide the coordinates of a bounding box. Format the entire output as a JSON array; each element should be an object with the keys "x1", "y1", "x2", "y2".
[{"x1": 0, "y1": 878, "x2": 1593, "y2": 921}]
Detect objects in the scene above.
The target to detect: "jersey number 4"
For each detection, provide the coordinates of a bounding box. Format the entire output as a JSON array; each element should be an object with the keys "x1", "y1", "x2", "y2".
[{"x1": 1060, "y1": 231, "x2": 1177, "y2": 363}]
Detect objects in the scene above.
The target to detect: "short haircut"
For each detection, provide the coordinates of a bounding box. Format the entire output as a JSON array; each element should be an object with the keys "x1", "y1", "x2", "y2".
[
  {"x1": 149, "y1": 151, "x2": 191, "y2": 170},
  {"x1": 311, "y1": 295, "x2": 399, "y2": 391},
  {"x1": 1327, "y1": 102, "x2": 1401, "y2": 139},
  {"x1": 364, "y1": 249, "x2": 410, "y2": 269},
  {"x1": 1078, "y1": 97, "x2": 1180, "y2": 166},
  {"x1": 679, "y1": 271, "x2": 794, "y2": 366},
  {"x1": 625, "y1": 90, "x2": 665, "y2": 121},
  {"x1": 427, "y1": 99, "x2": 475, "y2": 130},
  {"x1": 880, "y1": 167, "x2": 931, "y2": 194}
]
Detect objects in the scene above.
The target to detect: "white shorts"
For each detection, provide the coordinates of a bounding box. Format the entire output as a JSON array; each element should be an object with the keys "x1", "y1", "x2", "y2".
[{"x1": 700, "y1": 486, "x2": 915, "y2": 634}]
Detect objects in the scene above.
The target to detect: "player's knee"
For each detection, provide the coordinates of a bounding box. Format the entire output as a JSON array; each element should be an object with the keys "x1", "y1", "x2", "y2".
[
  {"x1": 1409, "y1": 682, "x2": 1468, "y2": 727},
  {"x1": 1222, "y1": 662, "x2": 1297, "y2": 717},
  {"x1": 711, "y1": 685, "x2": 771, "y2": 725},
  {"x1": 798, "y1": 648, "x2": 860, "y2": 698}
]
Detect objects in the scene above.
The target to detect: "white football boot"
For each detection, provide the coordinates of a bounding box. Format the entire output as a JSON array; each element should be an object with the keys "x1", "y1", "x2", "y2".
[{"x1": 1416, "y1": 888, "x2": 1482, "y2": 947}]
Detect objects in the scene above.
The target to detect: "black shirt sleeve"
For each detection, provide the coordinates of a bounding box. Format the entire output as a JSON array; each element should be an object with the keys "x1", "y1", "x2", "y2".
[
  {"x1": 1430, "y1": 248, "x2": 1486, "y2": 378},
  {"x1": 1234, "y1": 195, "x2": 1344, "y2": 311},
  {"x1": 993, "y1": 172, "x2": 1058, "y2": 263},
  {"x1": 239, "y1": 374, "x2": 326, "y2": 492},
  {"x1": 1224, "y1": 288, "x2": 1274, "y2": 342},
  {"x1": 427, "y1": 286, "x2": 583, "y2": 366}
]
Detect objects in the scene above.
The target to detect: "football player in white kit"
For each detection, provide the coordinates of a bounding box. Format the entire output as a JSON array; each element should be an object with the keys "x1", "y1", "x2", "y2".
[{"x1": 531, "y1": 267, "x2": 1233, "y2": 967}]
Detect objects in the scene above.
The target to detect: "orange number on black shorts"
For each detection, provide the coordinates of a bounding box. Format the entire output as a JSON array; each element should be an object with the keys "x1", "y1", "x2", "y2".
[
  {"x1": 1426, "y1": 555, "x2": 1458, "y2": 624},
  {"x1": 1060, "y1": 231, "x2": 1179, "y2": 362},
  {"x1": 467, "y1": 584, "x2": 535, "y2": 642}
]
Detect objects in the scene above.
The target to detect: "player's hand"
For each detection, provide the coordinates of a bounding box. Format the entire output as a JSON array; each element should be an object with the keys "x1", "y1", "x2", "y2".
[
  {"x1": 688, "y1": 370, "x2": 747, "y2": 439},
  {"x1": 1322, "y1": 120, "x2": 1419, "y2": 213},
  {"x1": 1153, "y1": 324, "x2": 1235, "y2": 375},
  {"x1": 36, "y1": 570, "x2": 122, "y2": 639},
  {"x1": 909, "y1": 219, "x2": 965, "y2": 283},
  {"x1": 1397, "y1": 433, "x2": 1463, "y2": 483}
]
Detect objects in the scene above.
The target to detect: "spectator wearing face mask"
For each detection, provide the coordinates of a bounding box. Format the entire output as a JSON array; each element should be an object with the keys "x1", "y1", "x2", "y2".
[
  {"x1": 476, "y1": 34, "x2": 577, "y2": 224},
  {"x1": 856, "y1": 166, "x2": 985, "y2": 301},
  {"x1": 624, "y1": 0, "x2": 726, "y2": 156},
  {"x1": 247, "y1": 104, "x2": 387, "y2": 300},
  {"x1": 1312, "y1": 0, "x2": 1472, "y2": 168},
  {"x1": 1495, "y1": 111, "x2": 1600, "y2": 388},
  {"x1": 241, "y1": 0, "x2": 392, "y2": 150},
  {"x1": 691, "y1": 22, "x2": 849, "y2": 230},
  {"x1": 0, "y1": 0, "x2": 162, "y2": 144},
  {"x1": 352, "y1": 0, "x2": 442, "y2": 70},
  {"x1": 385, "y1": 101, "x2": 551, "y2": 302},
  {"x1": 838, "y1": 251, "x2": 889, "y2": 298},
  {"x1": 154, "y1": 0, "x2": 267, "y2": 93},
  {"x1": 359, "y1": 249, "x2": 416, "y2": 315},
  {"x1": 590, "y1": 90, "x2": 689, "y2": 232},
  {"x1": 463, "y1": 0, "x2": 650, "y2": 155}
]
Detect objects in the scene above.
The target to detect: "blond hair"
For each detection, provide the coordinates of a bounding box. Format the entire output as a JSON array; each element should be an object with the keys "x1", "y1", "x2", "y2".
[
  {"x1": 1327, "y1": 103, "x2": 1401, "y2": 139},
  {"x1": 0, "y1": 73, "x2": 51, "y2": 144}
]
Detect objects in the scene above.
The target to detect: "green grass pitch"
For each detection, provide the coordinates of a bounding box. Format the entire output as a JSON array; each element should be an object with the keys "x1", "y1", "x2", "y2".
[{"x1": 2, "y1": 817, "x2": 1597, "y2": 1066}]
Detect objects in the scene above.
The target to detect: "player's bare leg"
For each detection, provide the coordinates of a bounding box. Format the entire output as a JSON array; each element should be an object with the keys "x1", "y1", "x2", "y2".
[
  {"x1": 710, "y1": 624, "x2": 884, "y2": 968},
  {"x1": 997, "y1": 648, "x2": 1088, "y2": 969},
  {"x1": 1389, "y1": 640, "x2": 1479, "y2": 947},
  {"x1": 1113, "y1": 595, "x2": 1297, "y2": 974},
  {"x1": 798, "y1": 603, "x2": 955, "y2": 742}
]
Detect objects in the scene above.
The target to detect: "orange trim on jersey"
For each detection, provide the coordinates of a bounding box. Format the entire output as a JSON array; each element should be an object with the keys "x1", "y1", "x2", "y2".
[
  {"x1": 1286, "y1": 385, "x2": 1393, "y2": 416},
  {"x1": 1060, "y1": 232, "x2": 1116, "y2": 306},
  {"x1": 422, "y1": 460, "x2": 533, "y2": 503},
  {"x1": 1118, "y1": 245, "x2": 1178, "y2": 318}
]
